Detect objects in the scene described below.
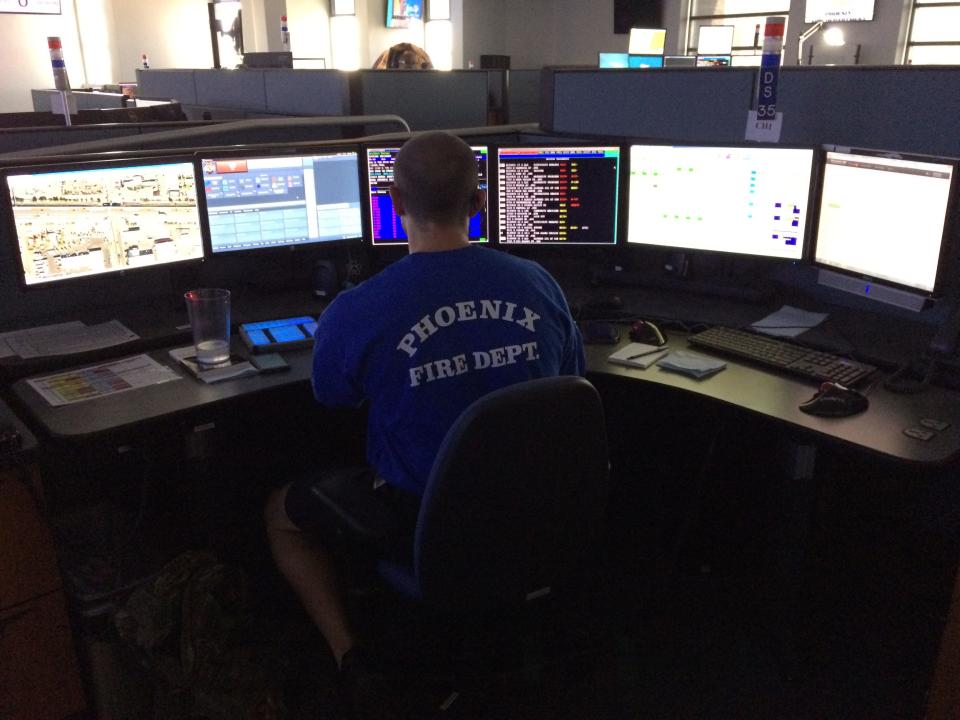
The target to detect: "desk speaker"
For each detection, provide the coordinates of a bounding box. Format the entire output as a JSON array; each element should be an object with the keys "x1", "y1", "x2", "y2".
[{"x1": 313, "y1": 260, "x2": 339, "y2": 299}]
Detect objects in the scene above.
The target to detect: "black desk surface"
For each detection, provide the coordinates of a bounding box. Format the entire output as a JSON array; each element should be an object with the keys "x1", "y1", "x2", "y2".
[
  {"x1": 10, "y1": 328, "x2": 960, "y2": 466},
  {"x1": 586, "y1": 336, "x2": 960, "y2": 466}
]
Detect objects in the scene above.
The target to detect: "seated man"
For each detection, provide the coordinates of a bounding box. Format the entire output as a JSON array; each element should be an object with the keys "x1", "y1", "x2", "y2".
[{"x1": 264, "y1": 131, "x2": 583, "y2": 712}]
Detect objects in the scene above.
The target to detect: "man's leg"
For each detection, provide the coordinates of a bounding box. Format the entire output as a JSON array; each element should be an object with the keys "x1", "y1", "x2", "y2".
[{"x1": 264, "y1": 483, "x2": 355, "y2": 666}]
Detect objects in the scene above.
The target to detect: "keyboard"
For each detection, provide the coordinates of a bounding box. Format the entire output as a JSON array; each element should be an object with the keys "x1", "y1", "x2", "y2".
[{"x1": 687, "y1": 326, "x2": 877, "y2": 386}]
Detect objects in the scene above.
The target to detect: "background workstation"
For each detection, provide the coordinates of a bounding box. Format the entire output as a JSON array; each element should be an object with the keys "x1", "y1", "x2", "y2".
[{"x1": 5, "y1": 64, "x2": 960, "y2": 720}]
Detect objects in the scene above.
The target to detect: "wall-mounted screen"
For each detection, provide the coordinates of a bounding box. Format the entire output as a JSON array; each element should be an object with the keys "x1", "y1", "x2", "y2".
[
  {"x1": 805, "y1": 0, "x2": 875, "y2": 22},
  {"x1": 626, "y1": 144, "x2": 815, "y2": 260},
  {"x1": 199, "y1": 149, "x2": 363, "y2": 254},
  {"x1": 366, "y1": 145, "x2": 488, "y2": 246},
  {"x1": 814, "y1": 150, "x2": 955, "y2": 294},
  {"x1": 628, "y1": 28, "x2": 666, "y2": 55},
  {"x1": 386, "y1": 0, "x2": 422, "y2": 27},
  {"x1": 0, "y1": 0, "x2": 60, "y2": 14},
  {"x1": 496, "y1": 146, "x2": 621, "y2": 246},
  {"x1": 3, "y1": 158, "x2": 204, "y2": 287}
]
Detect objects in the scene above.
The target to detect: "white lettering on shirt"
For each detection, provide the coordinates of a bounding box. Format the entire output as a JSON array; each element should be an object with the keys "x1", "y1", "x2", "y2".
[{"x1": 396, "y1": 299, "x2": 541, "y2": 359}]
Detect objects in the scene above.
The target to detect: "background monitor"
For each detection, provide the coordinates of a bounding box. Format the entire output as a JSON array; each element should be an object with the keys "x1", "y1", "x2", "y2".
[
  {"x1": 366, "y1": 145, "x2": 489, "y2": 246},
  {"x1": 697, "y1": 25, "x2": 735, "y2": 55},
  {"x1": 664, "y1": 55, "x2": 697, "y2": 68},
  {"x1": 814, "y1": 150, "x2": 955, "y2": 295},
  {"x1": 496, "y1": 146, "x2": 621, "y2": 246},
  {"x1": 805, "y1": 0, "x2": 875, "y2": 22},
  {"x1": 696, "y1": 55, "x2": 732, "y2": 67},
  {"x1": 199, "y1": 148, "x2": 363, "y2": 254},
  {"x1": 386, "y1": 0, "x2": 422, "y2": 27},
  {"x1": 628, "y1": 28, "x2": 667, "y2": 55},
  {"x1": 628, "y1": 54, "x2": 664, "y2": 68},
  {"x1": 626, "y1": 144, "x2": 815, "y2": 260},
  {"x1": 598, "y1": 52, "x2": 630, "y2": 68},
  {"x1": 3, "y1": 158, "x2": 204, "y2": 287}
]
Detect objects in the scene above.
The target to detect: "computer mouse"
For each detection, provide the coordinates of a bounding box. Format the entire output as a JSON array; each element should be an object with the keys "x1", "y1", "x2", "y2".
[
  {"x1": 799, "y1": 382, "x2": 869, "y2": 418},
  {"x1": 629, "y1": 320, "x2": 667, "y2": 347},
  {"x1": 582, "y1": 320, "x2": 621, "y2": 345}
]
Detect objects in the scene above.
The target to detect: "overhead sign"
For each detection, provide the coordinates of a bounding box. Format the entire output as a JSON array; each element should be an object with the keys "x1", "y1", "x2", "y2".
[{"x1": 0, "y1": 0, "x2": 61, "y2": 14}]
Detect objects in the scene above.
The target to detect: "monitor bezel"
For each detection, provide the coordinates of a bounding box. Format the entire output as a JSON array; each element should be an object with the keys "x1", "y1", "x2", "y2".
[
  {"x1": 493, "y1": 142, "x2": 623, "y2": 248},
  {"x1": 622, "y1": 140, "x2": 820, "y2": 262},
  {"x1": 0, "y1": 153, "x2": 207, "y2": 292},
  {"x1": 363, "y1": 142, "x2": 491, "y2": 249},
  {"x1": 194, "y1": 143, "x2": 367, "y2": 258},
  {"x1": 811, "y1": 146, "x2": 959, "y2": 298}
]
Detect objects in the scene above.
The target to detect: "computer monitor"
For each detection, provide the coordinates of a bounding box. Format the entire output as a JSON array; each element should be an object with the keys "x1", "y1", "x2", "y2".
[
  {"x1": 628, "y1": 28, "x2": 666, "y2": 55},
  {"x1": 805, "y1": 0, "x2": 875, "y2": 22},
  {"x1": 366, "y1": 145, "x2": 489, "y2": 246},
  {"x1": 664, "y1": 55, "x2": 697, "y2": 68},
  {"x1": 198, "y1": 148, "x2": 363, "y2": 254},
  {"x1": 697, "y1": 25, "x2": 735, "y2": 55},
  {"x1": 496, "y1": 146, "x2": 621, "y2": 246},
  {"x1": 696, "y1": 55, "x2": 732, "y2": 67},
  {"x1": 2, "y1": 157, "x2": 205, "y2": 287},
  {"x1": 598, "y1": 52, "x2": 629, "y2": 69},
  {"x1": 628, "y1": 55, "x2": 664, "y2": 69},
  {"x1": 814, "y1": 150, "x2": 956, "y2": 297},
  {"x1": 626, "y1": 144, "x2": 816, "y2": 260}
]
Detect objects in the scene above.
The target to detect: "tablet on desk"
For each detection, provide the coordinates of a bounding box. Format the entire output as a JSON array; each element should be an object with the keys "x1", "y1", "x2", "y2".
[{"x1": 240, "y1": 316, "x2": 316, "y2": 353}]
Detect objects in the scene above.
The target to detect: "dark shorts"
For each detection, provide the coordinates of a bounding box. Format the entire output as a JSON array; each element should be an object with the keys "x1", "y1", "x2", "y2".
[{"x1": 284, "y1": 465, "x2": 421, "y2": 558}]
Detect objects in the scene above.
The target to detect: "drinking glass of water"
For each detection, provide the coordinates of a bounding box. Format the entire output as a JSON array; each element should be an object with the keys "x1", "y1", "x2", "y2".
[{"x1": 184, "y1": 288, "x2": 231, "y2": 367}]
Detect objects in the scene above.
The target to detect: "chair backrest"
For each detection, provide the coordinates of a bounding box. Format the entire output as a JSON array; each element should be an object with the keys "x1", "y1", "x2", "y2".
[{"x1": 413, "y1": 376, "x2": 609, "y2": 610}]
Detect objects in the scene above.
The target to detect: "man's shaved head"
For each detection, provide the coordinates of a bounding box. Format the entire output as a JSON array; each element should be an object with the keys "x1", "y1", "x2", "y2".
[{"x1": 393, "y1": 131, "x2": 479, "y2": 227}]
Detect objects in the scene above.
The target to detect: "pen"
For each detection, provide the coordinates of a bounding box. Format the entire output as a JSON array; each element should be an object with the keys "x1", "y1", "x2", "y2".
[{"x1": 626, "y1": 348, "x2": 666, "y2": 360}]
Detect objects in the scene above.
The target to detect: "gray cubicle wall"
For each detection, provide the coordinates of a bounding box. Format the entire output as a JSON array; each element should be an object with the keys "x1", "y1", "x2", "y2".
[
  {"x1": 542, "y1": 65, "x2": 960, "y2": 158},
  {"x1": 352, "y1": 70, "x2": 490, "y2": 130},
  {"x1": 31, "y1": 89, "x2": 128, "y2": 112},
  {"x1": 136, "y1": 69, "x2": 199, "y2": 105},
  {"x1": 507, "y1": 70, "x2": 541, "y2": 125},
  {"x1": 138, "y1": 68, "x2": 353, "y2": 120},
  {"x1": 542, "y1": 68, "x2": 757, "y2": 143},
  {"x1": 264, "y1": 70, "x2": 351, "y2": 116},
  {"x1": 775, "y1": 67, "x2": 960, "y2": 158}
]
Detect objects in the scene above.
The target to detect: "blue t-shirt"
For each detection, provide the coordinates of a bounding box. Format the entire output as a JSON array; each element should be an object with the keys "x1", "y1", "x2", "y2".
[{"x1": 311, "y1": 245, "x2": 585, "y2": 496}]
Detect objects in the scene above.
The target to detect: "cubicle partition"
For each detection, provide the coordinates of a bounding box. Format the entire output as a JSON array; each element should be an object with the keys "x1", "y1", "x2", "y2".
[
  {"x1": 506, "y1": 70, "x2": 541, "y2": 125},
  {"x1": 542, "y1": 67, "x2": 757, "y2": 143},
  {"x1": 542, "y1": 65, "x2": 960, "y2": 158},
  {"x1": 136, "y1": 68, "x2": 504, "y2": 130},
  {"x1": 350, "y1": 70, "x2": 492, "y2": 130}
]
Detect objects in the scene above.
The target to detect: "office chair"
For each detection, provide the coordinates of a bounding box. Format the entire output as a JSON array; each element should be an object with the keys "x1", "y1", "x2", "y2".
[
  {"x1": 378, "y1": 375, "x2": 610, "y2": 611},
  {"x1": 314, "y1": 375, "x2": 610, "y2": 676}
]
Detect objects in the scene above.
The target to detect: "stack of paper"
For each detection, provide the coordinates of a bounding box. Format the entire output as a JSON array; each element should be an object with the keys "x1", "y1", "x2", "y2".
[
  {"x1": 608, "y1": 343, "x2": 669, "y2": 369},
  {"x1": 657, "y1": 350, "x2": 726, "y2": 379}
]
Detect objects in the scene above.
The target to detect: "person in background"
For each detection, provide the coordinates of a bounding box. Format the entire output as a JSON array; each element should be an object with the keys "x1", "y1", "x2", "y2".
[{"x1": 372, "y1": 42, "x2": 433, "y2": 69}]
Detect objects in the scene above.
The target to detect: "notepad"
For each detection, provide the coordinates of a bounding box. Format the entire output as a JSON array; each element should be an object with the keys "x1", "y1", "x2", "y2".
[
  {"x1": 608, "y1": 343, "x2": 669, "y2": 369},
  {"x1": 656, "y1": 350, "x2": 726, "y2": 379}
]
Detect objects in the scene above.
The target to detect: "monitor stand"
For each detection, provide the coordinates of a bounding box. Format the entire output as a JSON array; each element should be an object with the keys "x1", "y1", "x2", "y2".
[
  {"x1": 591, "y1": 253, "x2": 773, "y2": 304},
  {"x1": 817, "y1": 269, "x2": 928, "y2": 312}
]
